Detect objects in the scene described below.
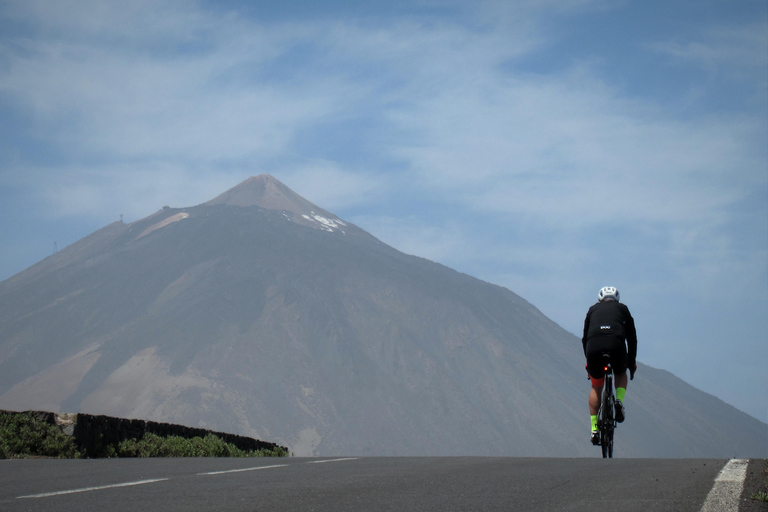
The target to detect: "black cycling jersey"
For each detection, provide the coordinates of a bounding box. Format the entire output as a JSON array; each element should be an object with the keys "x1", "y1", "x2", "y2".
[{"x1": 582, "y1": 300, "x2": 637, "y2": 368}]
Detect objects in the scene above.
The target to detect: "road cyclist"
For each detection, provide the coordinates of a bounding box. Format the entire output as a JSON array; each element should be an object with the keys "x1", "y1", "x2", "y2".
[{"x1": 582, "y1": 286, "x2": 637, "y2": 453}]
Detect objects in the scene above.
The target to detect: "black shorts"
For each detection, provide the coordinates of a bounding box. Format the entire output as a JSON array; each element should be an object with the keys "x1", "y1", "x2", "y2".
[{"x1": 585, "y1": 335, "x2": 628, "y2": 379}]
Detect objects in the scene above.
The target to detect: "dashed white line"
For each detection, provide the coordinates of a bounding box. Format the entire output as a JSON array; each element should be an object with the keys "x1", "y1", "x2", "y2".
[
  {"x1": 306, "y1": 458, "x2": 359, "y2": 464},
  {"x1": 199, "y1": 464, "x2": 289, "y2": 475},
  {"x1": 17, "y1": 458, "x2": 359, "y2": 499},
  {"x1": 17, "y1": 478, "x2": 169, "y2": 499},
  {"x1": 700, "y1": 459, "x2": 749, "y2": 512}
]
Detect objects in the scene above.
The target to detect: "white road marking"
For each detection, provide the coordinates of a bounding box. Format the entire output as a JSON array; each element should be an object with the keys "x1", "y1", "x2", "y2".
[
  {"x1": 306, "y1": 458, "x2": 359, "y2": 464},
  {"x1": 17, "y1": 478, "x2": 169, "y2": 499},
  {"x1": 17, "y1": 457, "x2": 358, "y2": 499},
  {"x1": 199, "y1": 464, "x2": 289, "y2": 475},
  {"x1": 700, "y1": 459, "x2": 749, "y2": 512}
]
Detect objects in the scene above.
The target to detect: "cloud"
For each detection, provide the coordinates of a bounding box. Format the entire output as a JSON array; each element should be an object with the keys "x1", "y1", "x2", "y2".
[
  {"x1": 3, "y1": 0, "x2": 216, "y2": 44},
  {"x1": 385, "y1": 52, "x2": 762, "y2": 221},
  {"x1": 0, "y1": 18, "x2": 342, "y2": 164},
  {"x1": 649, "y1": 22, "x2": 768, "y2": 75}
]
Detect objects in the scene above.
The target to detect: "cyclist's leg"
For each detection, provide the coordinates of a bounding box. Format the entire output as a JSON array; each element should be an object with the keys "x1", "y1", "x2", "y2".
[
  {"x1": 610, "y1": 340, "x2": 629, "y2": 423},
  {"x1": 589, "y1": 377, "x2": 603, "y2": 416},
  {"x1": 610, "y1": 339, "x2": 629, "y2": 399},
  {"x1": 589, "y1": 378, "x2": 603, "y2": 444},
  {"x1": 585, "y1": 345, "x2": 604, "y2": 415},
  {"x1": 615, "y1": 371, "x2": 628, "y2": 395},
  {"x1": 585, "y1": 339, "x2": 607, "y2": 441}
]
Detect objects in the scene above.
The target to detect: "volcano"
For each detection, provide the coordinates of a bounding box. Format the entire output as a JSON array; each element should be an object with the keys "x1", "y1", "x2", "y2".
[{"x1": 0, "y1": 175, "x2": 764, "y2": 456}]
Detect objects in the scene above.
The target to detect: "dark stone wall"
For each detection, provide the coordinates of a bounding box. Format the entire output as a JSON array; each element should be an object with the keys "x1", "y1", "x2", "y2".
[{"x1": 2, "y1": 410, "x2": 288, "y2": 458}]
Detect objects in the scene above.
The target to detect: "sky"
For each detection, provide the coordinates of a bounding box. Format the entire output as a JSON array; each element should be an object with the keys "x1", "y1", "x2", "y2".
[{"x1": 0, "y1": 0, "x2": 766, "y2": 423}]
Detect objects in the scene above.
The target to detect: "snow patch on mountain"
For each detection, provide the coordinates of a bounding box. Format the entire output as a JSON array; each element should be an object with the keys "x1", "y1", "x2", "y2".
[{"x1": 302, "y1": 212, "x2": 347, "y2": 233}]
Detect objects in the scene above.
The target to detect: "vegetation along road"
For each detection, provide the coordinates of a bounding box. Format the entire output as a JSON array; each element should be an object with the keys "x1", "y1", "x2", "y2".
[{"x1": 1, "y1": 456, "x2": 762, "y2": 511}]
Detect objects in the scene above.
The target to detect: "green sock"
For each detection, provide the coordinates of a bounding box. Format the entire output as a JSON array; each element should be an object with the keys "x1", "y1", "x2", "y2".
[
  {"x1": 590, "y1": 415, "x2": 598, "y2": 431},
  {"x1": 616, "y1": 387, "x2": 626, "y2": 402}
]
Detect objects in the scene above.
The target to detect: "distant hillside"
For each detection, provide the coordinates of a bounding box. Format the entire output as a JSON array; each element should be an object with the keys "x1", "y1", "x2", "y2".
[{"x1": 0, "y1": 175, "x2": 765, "y2": 457}]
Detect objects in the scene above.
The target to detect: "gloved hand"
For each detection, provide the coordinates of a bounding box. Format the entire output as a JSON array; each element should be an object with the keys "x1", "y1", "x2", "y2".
[{"x1": 630, "y1": 364, "x2": 637, "y2": 380}]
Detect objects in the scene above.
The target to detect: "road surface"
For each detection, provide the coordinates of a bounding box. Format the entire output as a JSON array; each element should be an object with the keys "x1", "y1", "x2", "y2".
[{"x1": 0, "y1": 456, "x2": 749, "y2": 511}]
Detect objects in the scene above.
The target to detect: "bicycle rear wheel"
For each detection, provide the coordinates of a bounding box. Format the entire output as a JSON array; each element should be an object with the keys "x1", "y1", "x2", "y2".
[
  {"x1": 604, "y1": 396, "x2": 614, "y2": 458},
  {"x1": 600, "y1": 383, "x2": 615, "y2": 458}
]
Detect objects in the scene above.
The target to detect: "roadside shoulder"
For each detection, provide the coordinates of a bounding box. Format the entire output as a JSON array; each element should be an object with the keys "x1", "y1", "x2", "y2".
[{"x1": 739, "y1": 459, "x2": 767, "y2": 511}]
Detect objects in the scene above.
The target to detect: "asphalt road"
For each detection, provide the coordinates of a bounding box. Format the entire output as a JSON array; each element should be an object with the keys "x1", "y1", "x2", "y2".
[{"x1": 0, "y1": 457, "x2": 742, "y2": 511}]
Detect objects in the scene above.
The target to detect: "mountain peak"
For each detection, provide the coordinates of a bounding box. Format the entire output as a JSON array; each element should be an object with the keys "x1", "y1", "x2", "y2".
[
  {"x1": 204, "y1": 175, "x2": 349, "y2": 234},
  {"x1": 205, "y1": 175, "x2": 316, "y2": 215}
]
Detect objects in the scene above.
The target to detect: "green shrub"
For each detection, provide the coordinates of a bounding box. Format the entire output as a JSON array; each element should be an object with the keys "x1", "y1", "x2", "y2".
[
  {"x1": 0, "y1": 412, "x2": 287, "y2": 459},
  {"x1": 113, "y1": 433, "x2": 288, "y2": 458},
  {"x1": 0, "y1": 412, "x2": 80, "y2": 459}
]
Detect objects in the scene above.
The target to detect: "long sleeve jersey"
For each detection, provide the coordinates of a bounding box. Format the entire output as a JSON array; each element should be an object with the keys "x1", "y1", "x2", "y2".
[{"x1": 582, "y1": 300, "x2": 637, "y2": 366}]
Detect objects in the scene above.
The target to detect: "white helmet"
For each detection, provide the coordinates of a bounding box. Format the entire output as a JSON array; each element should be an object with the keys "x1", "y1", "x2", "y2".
[{"x1": 598, "y1": 286, "x2": 620, "y2": 302}]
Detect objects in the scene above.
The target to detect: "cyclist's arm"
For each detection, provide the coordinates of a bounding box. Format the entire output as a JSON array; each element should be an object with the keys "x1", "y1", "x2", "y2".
[
  {"x1": 623, "y1": 307, "x2": 638, "y2": 367},
  {"x1": 582, "y1": 311, "x2": 591, "y2": 356}
]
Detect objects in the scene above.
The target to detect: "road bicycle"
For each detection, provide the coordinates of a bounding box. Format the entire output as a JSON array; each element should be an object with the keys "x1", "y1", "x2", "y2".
[{"x1": 597, "y1": 352, "x2": 616, "y2": 458}]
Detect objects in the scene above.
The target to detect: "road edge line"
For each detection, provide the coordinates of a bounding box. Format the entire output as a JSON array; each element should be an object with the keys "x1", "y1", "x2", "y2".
[{"x1": 700, "y1": 458, "x2": 749, "y2": 512}]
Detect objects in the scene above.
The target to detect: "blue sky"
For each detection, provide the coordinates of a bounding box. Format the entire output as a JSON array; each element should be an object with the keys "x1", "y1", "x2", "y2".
[{"x1": 1, "y1": 0, "x2": 766, "y2": 423}]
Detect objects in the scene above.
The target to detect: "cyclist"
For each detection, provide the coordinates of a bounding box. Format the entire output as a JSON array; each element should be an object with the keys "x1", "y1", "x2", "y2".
[{"x1": 582, "y1": 286, "x2": 637, "y2": 445}]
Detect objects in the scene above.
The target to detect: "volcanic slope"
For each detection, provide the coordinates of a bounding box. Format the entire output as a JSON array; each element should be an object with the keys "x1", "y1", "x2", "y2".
[{"x1": 0, "y1": 175, "x2": 764, "y2": 457}]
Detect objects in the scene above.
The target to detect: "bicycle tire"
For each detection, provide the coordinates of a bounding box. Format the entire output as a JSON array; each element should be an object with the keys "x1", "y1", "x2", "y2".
[
  {"x1": 606, "y1": 395, "x2": 614, "y2": 458},
  {"x1": 600, "y1": 404, "x2": 608, "y2": 457},
  {"x1": 601, "y1": 376, "x2": 615, "y2": 459}
]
